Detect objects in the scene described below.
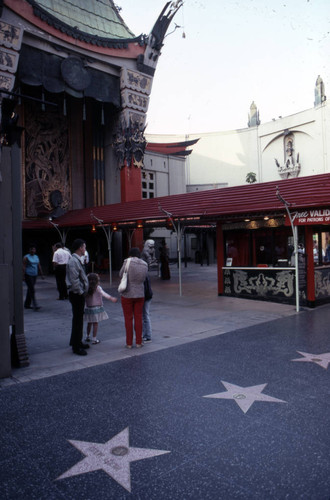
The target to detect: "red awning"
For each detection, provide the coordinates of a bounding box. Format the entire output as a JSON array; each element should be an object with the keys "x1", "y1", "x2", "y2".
[{"x1": 22, "y1": 173, "x2": 330, "y2": 229}]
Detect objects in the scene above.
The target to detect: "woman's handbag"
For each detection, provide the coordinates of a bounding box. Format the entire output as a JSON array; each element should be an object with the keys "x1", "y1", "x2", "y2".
[{"x1": 118, "y1": 258, "x2": 131, "y2": 293}]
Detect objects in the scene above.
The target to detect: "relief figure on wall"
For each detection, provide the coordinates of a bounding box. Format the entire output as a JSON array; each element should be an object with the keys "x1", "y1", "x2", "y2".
[
  {"x1": 24, "y1": 103, "x2": 70, "y2": 218},
  {"x1": 275, "y1": 132, "x2": 301, "y2": 179}
]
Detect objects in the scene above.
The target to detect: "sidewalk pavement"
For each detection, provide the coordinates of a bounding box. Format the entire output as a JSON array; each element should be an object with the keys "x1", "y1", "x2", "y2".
[
  {"x1": 1, "y1": 263, "x2": 330, "y2": 498},
  {"x1": 2, "y1": 263, "x2": 297, "y2": 387}
]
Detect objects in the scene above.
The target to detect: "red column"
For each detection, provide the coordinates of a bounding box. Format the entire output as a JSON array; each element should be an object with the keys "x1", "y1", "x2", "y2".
[
  {"x1": 216, "y1": 222, "x2": 224, "y2": 295},
  {"x1": 120, "y1": 162, "x2": 142, "y2": 203},
  {"x1": 305, "y1": 226, "x2": 315, "y2": 305},
  {"x1": 120, "y1": 162, "x2": 143, "y2": 250}
]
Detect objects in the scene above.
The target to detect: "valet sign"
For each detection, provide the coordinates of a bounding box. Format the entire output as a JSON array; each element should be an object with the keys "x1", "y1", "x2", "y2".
[{"x1": 288, "y1": 208, "x2": 330, "y2": 225}]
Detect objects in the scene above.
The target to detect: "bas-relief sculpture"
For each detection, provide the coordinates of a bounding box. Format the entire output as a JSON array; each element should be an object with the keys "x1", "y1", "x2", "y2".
[
  {"x1": 113, "y1": 118, "x2": 147, "y2": 169},
  {"x1": 24, "y1": 104, "x2": 70, "y2": 218},
  {"x1": 275, "y1": 133, "x2": 301, "y2": 179}
]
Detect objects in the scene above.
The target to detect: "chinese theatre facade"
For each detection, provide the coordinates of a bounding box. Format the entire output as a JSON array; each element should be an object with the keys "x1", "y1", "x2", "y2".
[
  {"x1": 0, "y1": 0, "x2": 183, "y2": 224},
  {"x1": 0, "y1": 0, "x2": 183, "y2": 375}
]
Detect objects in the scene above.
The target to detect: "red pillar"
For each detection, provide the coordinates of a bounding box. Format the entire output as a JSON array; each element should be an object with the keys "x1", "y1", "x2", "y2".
[
  {"x1": 216, "y1": 222, "x2": 224, "y2": 295},
  {"x1": 120, "y1": 162, "x2": 142, "y2": 203},
  {"x1": 120, "y1": 162, "x2": 143, "y2": 250},
  {"x1": 305, "y1": 225, "x2": 315, "y2": 305}
]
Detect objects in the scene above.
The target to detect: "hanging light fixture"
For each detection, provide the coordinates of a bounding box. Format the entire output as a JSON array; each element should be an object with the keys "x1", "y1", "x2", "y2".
[
  {"x1": 136, "y1": 220, "x2": 143, "y2": 229},
  {"x1": 111, "y1": 222, "x2": 118, "y2": 231},
  {"x1": 91, "y1": 224, "x2": 96, "y2": 233},
  {"x1": 166, "y1": 217, "x2": 174, "y2": 229}
]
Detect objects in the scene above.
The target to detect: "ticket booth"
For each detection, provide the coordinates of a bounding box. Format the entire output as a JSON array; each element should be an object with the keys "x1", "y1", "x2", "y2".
[{"x1": 218, "y1": 208, "x2": 330, "y2": 308}]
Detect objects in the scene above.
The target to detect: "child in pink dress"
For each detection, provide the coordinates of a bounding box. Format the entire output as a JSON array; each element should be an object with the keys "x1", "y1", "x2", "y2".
[{"x1": 84, "y1": 273, "x2": 117, "y2": 344}]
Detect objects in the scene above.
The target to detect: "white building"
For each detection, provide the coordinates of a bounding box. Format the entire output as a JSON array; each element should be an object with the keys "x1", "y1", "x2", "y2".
[{"x1": 146, "y1": 76, "x2": 329, "y2": 190}]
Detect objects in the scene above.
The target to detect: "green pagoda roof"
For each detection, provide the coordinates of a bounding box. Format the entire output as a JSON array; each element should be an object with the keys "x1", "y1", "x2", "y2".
[{"x1": 27, "y1": 0, "x2": 144, "y2": 47}]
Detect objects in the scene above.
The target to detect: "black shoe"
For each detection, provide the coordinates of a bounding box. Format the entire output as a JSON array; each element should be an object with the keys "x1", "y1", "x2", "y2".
[
  {"x1": 80, "y1": 342, "x2": 90, "y2": 349},
  {"x1": 34, "y1": 306, "x2": 41, "y2": 311},
  {"x1": 24, "y1": 306, "x2": 32, "y2": 309},
  {"x1": 73, "y1": 348, "x2": 87, "y2": 356},
  {"x1": 143, "y1": 338, "x2": 152, "y2": 342}
]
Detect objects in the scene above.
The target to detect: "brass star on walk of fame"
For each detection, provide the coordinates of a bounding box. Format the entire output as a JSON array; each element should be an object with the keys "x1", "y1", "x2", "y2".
[
  {"x1": 57, "y1": 427, "x2": 170, "y2": 492},
  {"x1": 203, "y1": 381, "x2": 287, "y2": 413},
  {"x1": 292, "y1": 351, "x2": 330, "y2": 369}
]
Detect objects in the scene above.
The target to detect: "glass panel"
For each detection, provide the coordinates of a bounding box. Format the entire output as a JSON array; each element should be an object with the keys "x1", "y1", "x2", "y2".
[
  {"x1": 313, "y1": 233, "x2": 320, "y2": 265},
  {"x1": 322, "y1": 231, "x2": 330, "y2": 263},
  {"x1": 225, "y1": 232, "x2": 249, "y2": 266},
  {"x1": 255, "y1": 230, "x2": 272, "y2": 266}
]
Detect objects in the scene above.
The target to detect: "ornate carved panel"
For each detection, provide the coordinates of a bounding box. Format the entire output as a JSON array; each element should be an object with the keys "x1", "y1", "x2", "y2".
[
  {"x1": 24, "y1": 103, "x2": 70, "y2": 218},
  {"x1": 223, "y1": 268, "x2": 298, "y2": 304},
  {"x1": 315, "y1": 269, "x2": 330, "y2": 299}
]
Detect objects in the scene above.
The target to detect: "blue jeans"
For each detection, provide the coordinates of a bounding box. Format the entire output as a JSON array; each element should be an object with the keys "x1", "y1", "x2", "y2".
[
  {"x1": 142, "y1": 299, "x2": 152, "y2": 340},
  {"x1": 24, "y1": 274, "x2": 38, "y2": 308}
]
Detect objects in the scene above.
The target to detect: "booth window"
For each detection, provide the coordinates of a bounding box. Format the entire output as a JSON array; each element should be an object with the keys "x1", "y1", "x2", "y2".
[
  {"x1": 314, "y1": 230, "x2": 330, "y2": 265},
  {"x1": 224, "y1": 227, "x2": 293, "y2": 267},
  {"x1": 225, "y1": 232, "x2": 249, "y2": 266}
]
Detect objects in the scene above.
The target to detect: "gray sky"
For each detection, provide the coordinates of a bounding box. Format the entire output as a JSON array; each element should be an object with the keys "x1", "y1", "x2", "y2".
[{"x1": 121, "y1": 0, "x2": 330, "y2": 134}]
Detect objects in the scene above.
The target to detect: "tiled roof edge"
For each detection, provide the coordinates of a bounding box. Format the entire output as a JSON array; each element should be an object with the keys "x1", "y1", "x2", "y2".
[{"x1": 27, "y1": 1, "x2": 147, "y2": 48}]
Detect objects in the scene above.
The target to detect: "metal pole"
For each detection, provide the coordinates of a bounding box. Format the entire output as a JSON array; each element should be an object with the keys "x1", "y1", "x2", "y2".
[
  {"x1": 106, "y1": 226, "x2": 112, "y2": 288},
  {"x1": 276, "y1": 187, "x2": 299, "y2": 312},
  {"x1": 91, "y1": 213, "x2": 113, "y2": 288},
  {"x1": 158, "y1": 205, "x2": 183, "y2": 296},
  {"x1": 177, "y1": 220, "x2": 182, "y2": 296},
  {"x1": 49, "y1": 220, "x2": 67, "y2": 245}
]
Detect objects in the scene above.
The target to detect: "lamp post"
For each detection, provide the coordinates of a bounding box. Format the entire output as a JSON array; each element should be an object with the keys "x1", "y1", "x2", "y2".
[
  {"x1": 49, "y1": 219, "x2": 67, "y2": 245},
  {"x1": 91, "y1": 213, "x2": 115, "y2": 288},
  {"x1": 276, "y1": 187, "x2": 300, "y2": 312},
  {"x1": 159, "y1": 205, "x2": 183, "y2": 296}
]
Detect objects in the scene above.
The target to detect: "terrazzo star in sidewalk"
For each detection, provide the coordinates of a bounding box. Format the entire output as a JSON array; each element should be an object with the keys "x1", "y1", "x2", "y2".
[
  {"x1": 203, "y1": 381, "x2": 287, "y2": 414},
  {"x1": 292, "y1": 351, "x2": 330, "y2": 370},
  {"x1": 57, "y1": 427, "x2": 170, "y2": 492}
]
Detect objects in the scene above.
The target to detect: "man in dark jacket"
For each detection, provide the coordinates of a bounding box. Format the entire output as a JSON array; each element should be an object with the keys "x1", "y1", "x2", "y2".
[{"x1": 66, "y1": 239, "x2": 89, "y2": 356}]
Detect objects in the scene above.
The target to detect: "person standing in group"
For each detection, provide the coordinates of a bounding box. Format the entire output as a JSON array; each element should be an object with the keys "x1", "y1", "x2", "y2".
[
  {"x1": 141, "y1": 240, "x2": 156, "y2": 343},
  {"x1": 52, "y1": 242, "x2": 70, "y2": 300},
  {"x1": 23, "y1": 245, "x2": 44, "y2": 311},
  {"x1": 159, "y1": 239, "x2": 171, "y2": 280},
  {"x1": 84, "y1": 273, "x2": 117, "y2": 344},
  {"x1": 66, "y1": 239, "x2": 89, "y2": 356},
  {"x1": 119, "y1": 247, "x2": 148, "y2": 348},
  {"x1": 81, "y1": 248, "x2": 89, "y2": 274}
]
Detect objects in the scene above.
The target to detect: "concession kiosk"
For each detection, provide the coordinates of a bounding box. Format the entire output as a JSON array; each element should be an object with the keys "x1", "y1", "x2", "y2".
[{"x1": 216, "y1": 174, "x2": 330, "y2": 308}]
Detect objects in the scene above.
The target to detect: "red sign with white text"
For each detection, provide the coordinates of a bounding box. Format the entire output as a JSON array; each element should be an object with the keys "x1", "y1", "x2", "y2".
[{"x1": 286, "y1": 208, "x2": 330, "y2": 225}]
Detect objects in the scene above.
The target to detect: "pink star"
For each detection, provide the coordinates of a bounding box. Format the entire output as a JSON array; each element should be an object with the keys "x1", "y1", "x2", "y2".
[
  {"x1": 57, "y1": 427, "x2": 170, "y2": 492},
  {"x1": 292, "y1": 351, "x2": 330, "y2": 369},
  {"x1": 204, "y1": 381, "x2": 287, "y2": 413}
]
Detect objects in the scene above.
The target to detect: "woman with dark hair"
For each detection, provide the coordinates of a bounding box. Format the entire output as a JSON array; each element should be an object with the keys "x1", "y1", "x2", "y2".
[
  {"x1": 119, "y1": 247, "x2": 148, "y2": 348},
  {"x1": 23, "y1": 245, "x2": 44, "y2": 310}
]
